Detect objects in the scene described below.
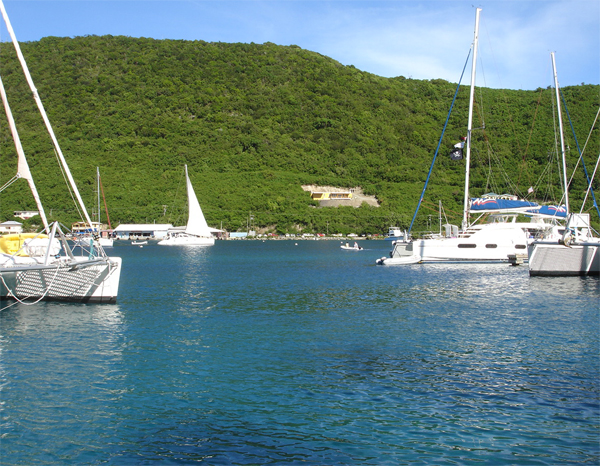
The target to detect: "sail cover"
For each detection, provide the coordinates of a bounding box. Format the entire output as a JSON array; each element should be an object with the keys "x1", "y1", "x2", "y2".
[
  {"x1": 184, "y1": 167, "x2": 211, "y2": 237},
  {"x1": 470, "y1": 197, "x2": 539, "y2": 213}
]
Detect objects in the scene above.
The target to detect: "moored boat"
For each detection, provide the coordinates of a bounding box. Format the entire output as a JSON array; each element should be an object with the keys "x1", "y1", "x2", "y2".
[
  {"x1": 158, "y1": 165, "x2": 215, "y2": 247},
  {"x1": 0, "y1": 0, "x2": 121, "y2": 303}
]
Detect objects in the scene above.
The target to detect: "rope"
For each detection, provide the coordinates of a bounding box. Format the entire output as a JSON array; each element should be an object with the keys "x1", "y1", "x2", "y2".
[{"x1": 0, "y1": 259, "x2": 64, "y2": 309}]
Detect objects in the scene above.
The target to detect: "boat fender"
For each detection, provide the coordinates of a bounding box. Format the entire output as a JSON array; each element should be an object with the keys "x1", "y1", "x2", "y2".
[{"x1": 560, "y1": 228, "x2": 573, "y2": 247}]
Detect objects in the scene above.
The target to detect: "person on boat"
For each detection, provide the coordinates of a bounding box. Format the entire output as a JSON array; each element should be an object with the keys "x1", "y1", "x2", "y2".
[{"x1": 353, "y1": 242, "x2": 362, "y2": 250}]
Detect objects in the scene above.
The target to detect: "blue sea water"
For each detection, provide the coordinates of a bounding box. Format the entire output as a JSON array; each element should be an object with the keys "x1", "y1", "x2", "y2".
[{"x1": 1, "y1": 240, "x2": 598, "y2": 465}]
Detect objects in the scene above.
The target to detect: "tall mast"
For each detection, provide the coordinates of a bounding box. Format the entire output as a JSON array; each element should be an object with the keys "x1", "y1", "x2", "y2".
[
  {"x1": 0, "y1": 0, "x2": 94, "y2": 229},
  {"x1": 0, "y1": 76, "x2": 50, "y2": 233},
  {"x1": 462, "y1": 7, "x2": 481, "y2": 230},
  {"x1": 97, "y1": 167, "x2": 101, "y2": 225},
  {"x1": 551, "y1": 52, "x2": 569, "y2": 214}
]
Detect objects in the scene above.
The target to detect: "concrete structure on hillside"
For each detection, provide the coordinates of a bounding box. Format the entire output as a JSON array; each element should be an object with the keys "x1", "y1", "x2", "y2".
[{"x1": 302, "y1": 185, "x2": 379, "y2": 208}]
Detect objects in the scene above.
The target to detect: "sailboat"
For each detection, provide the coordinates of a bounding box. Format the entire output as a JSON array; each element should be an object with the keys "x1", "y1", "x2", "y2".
[
  {"x1": 527, "y1": 54, "x2": 600, "y2": 276},
  {"x1": 158, "y1": 165, "x2": 215, "y2": 246},
  {"x1": 377, "y1": 8, "x2": 560, "y2": 266},
  {"x1": 0, "y1": 0, "x2": 121, "y2": 303}
]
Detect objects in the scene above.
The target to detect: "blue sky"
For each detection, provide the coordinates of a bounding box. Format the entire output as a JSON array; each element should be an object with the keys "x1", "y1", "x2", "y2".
[{"x1": 1, "y1": 0, "x2": 598, "y2": 90}]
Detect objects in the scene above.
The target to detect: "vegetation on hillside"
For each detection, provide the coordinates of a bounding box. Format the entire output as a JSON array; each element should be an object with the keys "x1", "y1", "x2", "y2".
[{"x1": 1, "y1": 36, "x2": 598, "y2": 235}]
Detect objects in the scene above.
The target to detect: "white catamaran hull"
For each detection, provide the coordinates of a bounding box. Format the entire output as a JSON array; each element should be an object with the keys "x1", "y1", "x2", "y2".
[
  {"x1": 528, "y1": 241, "x2": 600, "y2": 276},
  {"x1": 0, "y1": 256, "x2": 122, "y2": 303},
  {"x1": 158, "y1": 234, "x2": 214, "y2": 247},
  {"x1": 377, "y1": 223, "x2": 528, "y2": 265}
]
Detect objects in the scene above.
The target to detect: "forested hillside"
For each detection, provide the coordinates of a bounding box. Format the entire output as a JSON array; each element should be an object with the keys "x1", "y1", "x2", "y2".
[{"x1": 1, "y1": 36, "x2": 598, "y2": 235}]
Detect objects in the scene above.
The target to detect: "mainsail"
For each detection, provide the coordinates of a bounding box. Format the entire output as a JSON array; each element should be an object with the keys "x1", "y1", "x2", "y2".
[{"x1": 184, "y1": 165, "x2": 211, "y2": 238}]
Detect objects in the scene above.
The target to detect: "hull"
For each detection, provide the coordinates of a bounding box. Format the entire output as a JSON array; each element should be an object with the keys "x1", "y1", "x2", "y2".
[
  {"x1": 528, "y1": 241, "x2": 600, "y2": 276},
  {"x1": 0, "y1": 256, "x2": 122, "y2": 303},
  {"x1": 377, "y1": 223, "x2": 528, "y2": 265},
  {"x1": 158, "y1": 235, "x2": 214, "y2": 246},
  {"x1": 98, "y1": 237, "x2": 114, "y2": 248}
]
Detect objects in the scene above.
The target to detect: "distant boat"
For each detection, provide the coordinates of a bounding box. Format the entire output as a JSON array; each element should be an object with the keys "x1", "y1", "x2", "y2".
[
  {"x1": 0, "y1": 1, "x2": 121, "y2": 303},
  {"x1": 132, "y1": 241, "x2": 148, "y2": 245},
  {"x1": 158, "y1": 165, "x2": 215, "y2": 246},
  {"x1": 385, "y1": 227, "x2": 406, "y2": 241},
  {"x1": 341, "y1": 242, "x2": 363, "y2": 251}
]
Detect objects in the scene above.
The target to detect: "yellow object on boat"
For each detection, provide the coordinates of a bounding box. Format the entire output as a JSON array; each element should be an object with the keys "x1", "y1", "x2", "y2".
[{"x1": 0, "y1": 233, "x2": 48, "y2": 256}]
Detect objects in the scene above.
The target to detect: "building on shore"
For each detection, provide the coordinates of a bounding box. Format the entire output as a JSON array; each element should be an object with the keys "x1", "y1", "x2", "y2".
[
  {"x1": 113, "y1": 224, "x2": 174, "y2": 240},
  {"x1": 0, "y1": 221, "x2": 23, "y2": 234}
]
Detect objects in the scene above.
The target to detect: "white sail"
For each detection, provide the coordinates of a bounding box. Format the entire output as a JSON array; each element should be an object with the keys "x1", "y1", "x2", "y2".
[{"x1": 184, "y1": 165, "x2": 211, "y2": 238}]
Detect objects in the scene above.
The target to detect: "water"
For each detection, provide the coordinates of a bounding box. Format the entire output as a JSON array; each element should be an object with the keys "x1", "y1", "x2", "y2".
[{"x1": 1, "y1": 240, "x2": 598, "y2": 465}]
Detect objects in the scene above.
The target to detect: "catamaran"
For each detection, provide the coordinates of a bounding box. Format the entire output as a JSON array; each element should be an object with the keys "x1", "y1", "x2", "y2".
[
  {"x1": 0, "y1": 0, "x2": 121, "y2": 303},
  {"x1": 377, "y1": 8, "x2": 565, "y2": 266},
  {"x1": 158, "y1": 165, "x2": 215, "y2": 246}
]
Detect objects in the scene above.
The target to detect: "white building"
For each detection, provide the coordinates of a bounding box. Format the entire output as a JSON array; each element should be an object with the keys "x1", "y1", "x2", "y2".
[
  {"x1": 113, "y1": 224, "x2": 174, "y2": 240},
  {"x1": 0, "y1": 221, "x2": 23, "y2": 234},
  {"x1": 14, "y1": 210, "x2": 39, "y2": 220}
]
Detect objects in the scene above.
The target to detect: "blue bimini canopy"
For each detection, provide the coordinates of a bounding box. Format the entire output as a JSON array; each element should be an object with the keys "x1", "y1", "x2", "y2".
[
  {"x1": 470, "y1": 198, "x2": 539, "y2": 213},
  {"x1": 527, "y1": 205, "x2": 568, "y2": 218}
]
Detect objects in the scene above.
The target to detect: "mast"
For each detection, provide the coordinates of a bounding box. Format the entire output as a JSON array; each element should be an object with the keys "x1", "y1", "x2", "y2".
[
  {"x1": 0, "y1": 0, "x2": 94, "y2": 229},
  {"x1": 462, "y1": 7, "x2": 481, "y2": 230},
  {"x1": 551, "y1": 52, "x2": 569, "y2": 214},
  {"x1": 97, "y1": 167, "x2": 101, "y2": 226},
  {"x1": 0, "y1": 76, "x2": 50, "y2": 233}
]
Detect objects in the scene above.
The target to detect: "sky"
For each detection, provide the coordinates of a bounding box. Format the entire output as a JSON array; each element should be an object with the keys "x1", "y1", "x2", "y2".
[{"x1": 0, "y1": 0, "x2": 598, "y2": 90}]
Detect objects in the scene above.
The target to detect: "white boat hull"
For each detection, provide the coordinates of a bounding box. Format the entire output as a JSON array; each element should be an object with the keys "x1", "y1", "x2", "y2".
[
  {"x1": 97, "y1": 237, "x2": 114, "y2": 248},
  {"x1": 0, "y1": 256, "x2": 122, "y2": 303},
  {"x1": 158, "y1": 234, "x2": 214, "y2": 246},
  {"x1": 528, "y1": 241, "x2": 600, "y2": 276},
  {"x1": 377, "y1": 223, "x2": 529, "y2": 265}
]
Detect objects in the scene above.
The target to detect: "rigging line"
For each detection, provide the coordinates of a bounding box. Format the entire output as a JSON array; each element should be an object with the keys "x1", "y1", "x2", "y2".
[
  {"x1": 561, "y1": 90, "x2": 600, "y2": 218},
  {"x1": 0, "y1": 174, "x2": 20, "y2": 193},
  {"x1": 580, "y1": 108, "x2": 600, "y2": 210},
  {"x1": 580, "y1": 106, "x2": 600, "y2": 157},
  {"x1": 407, "y1": 48, "x2": 472, "y2": 236},
  {"x1": 518, "y1": 88, "x2": 545, "y2": 189},
  {"x1": 99, "y1": 174, "x2": 112, "y2": 230},
  {"x1": 53, "y1": 146, "x2": 85, "y2": 223}
]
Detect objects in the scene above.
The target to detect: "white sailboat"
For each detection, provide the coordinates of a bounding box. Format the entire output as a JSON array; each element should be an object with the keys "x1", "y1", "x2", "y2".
[
  {"x1": 527, "y1": 54, "x2": 600, "y2": 276},
  {"x1": 377, "y1": 8, "x2": 559, "y2": 266},
  {"x1": 0, "y1": 0, "x2": 121, "y2": 303},
  {"x1": 158, "y1": 165, "x2": 215, "y2": 246}
]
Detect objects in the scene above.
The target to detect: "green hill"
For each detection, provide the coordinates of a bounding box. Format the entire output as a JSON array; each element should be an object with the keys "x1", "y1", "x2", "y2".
[{"x1": 1, "y1": 36, "x2": 598, "y2": 235}]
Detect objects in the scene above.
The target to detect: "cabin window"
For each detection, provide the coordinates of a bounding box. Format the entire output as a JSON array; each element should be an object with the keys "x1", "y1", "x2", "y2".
[
  {"x1": 458, "y1": 244, "x2": 477, "y2": 248},
  {"x1": 485, "y1": 244, "x2": 497, "y2": 248},
  {"x1": 515, "y1": 244, "x2": 527, "y2": 249}
]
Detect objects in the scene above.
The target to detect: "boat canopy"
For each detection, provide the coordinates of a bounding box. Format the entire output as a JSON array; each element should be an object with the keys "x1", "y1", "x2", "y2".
[
  {"x1": 526, "y1": 205, "x2": 568, "y2": 219},
  {"x1": 470, "y1": 197, "x2": 539, "y2": 213}
]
